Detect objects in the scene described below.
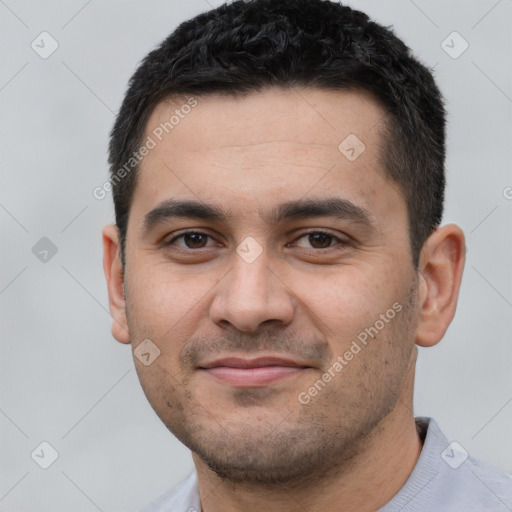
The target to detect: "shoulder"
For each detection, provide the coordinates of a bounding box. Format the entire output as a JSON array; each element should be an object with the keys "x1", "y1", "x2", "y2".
[
  {"x1": 462, "y1": 452, "x2": 512, "y2": 507},
  {"x1": 381, "y1": 417, "x2": 512, "y2": 512}
]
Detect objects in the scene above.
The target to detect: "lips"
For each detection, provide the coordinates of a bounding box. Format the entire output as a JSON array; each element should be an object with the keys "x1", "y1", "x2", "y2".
[
  {"x1": 198, "y1": 356, "x2": 311, "y2": 387},
  {"x1": 200, "y1": 356, "x2": 307, "y2": 369}
]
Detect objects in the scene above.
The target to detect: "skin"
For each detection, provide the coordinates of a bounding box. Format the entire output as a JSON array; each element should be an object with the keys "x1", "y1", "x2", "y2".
[{"x1": 103, "y1": 87, "x2": 465, "y2": 512}]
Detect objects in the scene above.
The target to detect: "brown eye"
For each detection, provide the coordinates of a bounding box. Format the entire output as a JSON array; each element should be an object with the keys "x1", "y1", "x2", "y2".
[
  {"x1": 182, "y1": 233, "x2": 208, "y2": 248},
  {"x1": 293, "y1": 231, "x2": 343, "y2": 250},
  {"x1": 165, "y1": 232, "x2": 215, "y2": 249},
  {"x1": 307, "y1": 233, "x2": 334, "y2": 249}
]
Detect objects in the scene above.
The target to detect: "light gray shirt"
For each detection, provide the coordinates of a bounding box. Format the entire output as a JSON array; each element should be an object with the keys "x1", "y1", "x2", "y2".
[{"x1": 138, "y1": 417, "x2": 512, "y2": 511}]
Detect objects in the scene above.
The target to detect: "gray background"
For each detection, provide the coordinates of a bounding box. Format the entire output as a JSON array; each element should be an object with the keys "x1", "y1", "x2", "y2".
[{"x1": 0, "y1": 0, "x2": 511, "y2": 511}]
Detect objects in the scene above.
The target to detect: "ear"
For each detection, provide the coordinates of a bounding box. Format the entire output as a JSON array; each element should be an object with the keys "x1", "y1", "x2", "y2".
[
  {"x1": 102, "y1": 224, "x2": 130, "y2": 344},
  {"x1": 414, "y1": 224, "x2": 466, "y2": 348}
]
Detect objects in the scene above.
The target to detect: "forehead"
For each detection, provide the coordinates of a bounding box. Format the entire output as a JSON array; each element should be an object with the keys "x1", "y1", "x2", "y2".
[
  {"x1": 130, "y1": 87, "x2": 403, "y2": 229},
  {"x1": 146, "y1": 87, "x2": 386, "y2": 154}
]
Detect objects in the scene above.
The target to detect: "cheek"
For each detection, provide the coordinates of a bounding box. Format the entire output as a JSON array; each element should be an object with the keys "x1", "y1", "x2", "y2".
[
  {"x1": 134, "y1": 361, "x2": 190, "y2": 430},
  {"x1": 126, "y1": 262, "x2": 218, "y2": 339},
  {"x1": 294, "y1": 265, "x2": 396, "y2": 339}
]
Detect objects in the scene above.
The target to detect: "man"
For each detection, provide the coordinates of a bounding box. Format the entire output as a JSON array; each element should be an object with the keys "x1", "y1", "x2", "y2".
[{"x1": 102, "y1": 1, "x2": 512, "y2": 510}]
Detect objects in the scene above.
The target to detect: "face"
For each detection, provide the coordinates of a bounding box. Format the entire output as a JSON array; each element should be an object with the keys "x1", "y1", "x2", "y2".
[{"x1": 120, "y1": 88, "x2": 421, "y2": 483}]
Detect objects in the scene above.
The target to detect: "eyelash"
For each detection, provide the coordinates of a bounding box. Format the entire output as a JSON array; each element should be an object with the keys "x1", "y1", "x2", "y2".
[{"x1": 164, "y1": 230, "x2": 348, "y2": 251}]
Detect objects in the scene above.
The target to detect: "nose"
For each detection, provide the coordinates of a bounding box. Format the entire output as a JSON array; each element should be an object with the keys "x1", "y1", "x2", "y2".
[{"x1": 209, "y1": 247, "x2": 295, "y2": 333}]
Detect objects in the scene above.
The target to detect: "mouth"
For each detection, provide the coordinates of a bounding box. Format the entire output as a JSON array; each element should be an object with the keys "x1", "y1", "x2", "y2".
[{"x1": 197, "y1": 356, "x2": 312, "y2": 387}]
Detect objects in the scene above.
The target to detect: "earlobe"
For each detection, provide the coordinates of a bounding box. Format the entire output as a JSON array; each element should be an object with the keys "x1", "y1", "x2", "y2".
[
  {"x1": 414, "y1": 224, "x2": 466, "y2": 348},
  {"x1": 102, "y1": 225, "x2": 131, "y2": 344}
]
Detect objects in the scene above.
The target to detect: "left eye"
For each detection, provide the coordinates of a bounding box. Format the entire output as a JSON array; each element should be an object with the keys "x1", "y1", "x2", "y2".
[{"x1": 292, "y1": 232, "x2": 343, "y2": 249}]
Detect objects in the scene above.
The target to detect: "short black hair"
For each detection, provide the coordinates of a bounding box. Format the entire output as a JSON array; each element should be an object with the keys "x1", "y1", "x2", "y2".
[{"x1": 108, "y1": 0, "x2": 445, "y2": 269}]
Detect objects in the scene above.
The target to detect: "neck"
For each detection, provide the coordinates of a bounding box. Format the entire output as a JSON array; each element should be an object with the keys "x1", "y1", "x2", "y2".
[{"x1": 194, "y1": 350, "x2": 422, "y2": 512}]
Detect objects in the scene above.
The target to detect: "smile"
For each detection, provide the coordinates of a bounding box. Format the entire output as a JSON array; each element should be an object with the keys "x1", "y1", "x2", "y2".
[{"x1": 198, "y1": 356, "x2": 311, "y2": 387}]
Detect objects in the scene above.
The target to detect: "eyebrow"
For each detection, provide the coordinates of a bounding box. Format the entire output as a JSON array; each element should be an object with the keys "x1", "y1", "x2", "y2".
[{"x1": 142, "y1": 197, "x2": 374, "y2": 233}]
